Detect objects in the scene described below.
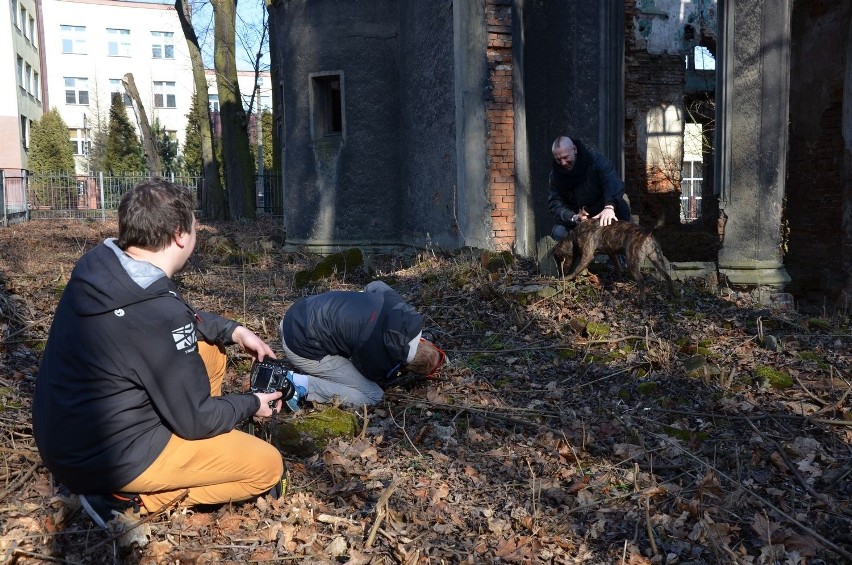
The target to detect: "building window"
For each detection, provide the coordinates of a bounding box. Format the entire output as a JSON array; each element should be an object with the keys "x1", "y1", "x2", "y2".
[
  {"x1": 33, "y1": 71, "x2": 40, "y2": 100},
  {"x1": 109, "y1": 79, "x2": 133, "y2": 106},
  {"x1": 61, "y1": 25, "x2": 86, "y2": 54},
  {"x1": 65, "y1": 77, "x2": 89, "y2": 105},
  {"x1": 11, "y1": 0, "x2": 18, "y2": 29},
  {"x1": 151, "y1": 31, "x2": 174, "y2": 59},
  {"x1": 681, "y1": 122, "x2": 704, "y2": 222},
  {"x1": 153, "y1": 81, "x2": 176, "y2": 108},
  {"x1": 107, "y1": 28, "x2": 131, "y2": 57},
  {"x1": 310, "y1": 73, "x2": 343, "y2": 139},
  {"x1": 16, "y1": 56, "x2": 23, "y2": 89},
  {"x1": 21, "y1": 116, "x2": 29, "y2": 149},
  {"x1": 19, "y1": 5, "x2": 25, "y2": 33},
  {"x1": 28, "y1": 15, "x2": 34, "y2": 44},
  {"x1": 69, "y1": 127, "x2": 88, "y2": 155},
  {"x1": 208, "y1": 94, "x2": 219, "y2": 112},
  {"x1": 24, "y1": 63, "x2": 32, "y2": 95}
]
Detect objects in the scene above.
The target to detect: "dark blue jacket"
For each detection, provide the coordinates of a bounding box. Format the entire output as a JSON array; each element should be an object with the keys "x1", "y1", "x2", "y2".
[
  {"x1": 281, "y1": 281, "x2": 423, "y2": 383},
  {"x1": 33, "y1": 240, "x2": 259, "y2": 494},
  {"x1": 548, "y1": 139, "x2": 626, "y2": 226}
]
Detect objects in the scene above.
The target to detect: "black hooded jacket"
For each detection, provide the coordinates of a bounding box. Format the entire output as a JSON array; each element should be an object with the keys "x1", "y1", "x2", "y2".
[
  {"x1": 281, "y1": 281, "x2": 423, "y2": 383},
  {"x1": 32, "y1": 240, "x2": 260, "y2": 494},
  {"x1": 548, "y1": 139, "x2": 625, "y2": 227}
]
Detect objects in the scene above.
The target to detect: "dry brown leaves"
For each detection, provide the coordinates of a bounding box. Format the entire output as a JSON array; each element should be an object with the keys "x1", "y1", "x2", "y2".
[{"x1": 0, "y1": 218, "x2": 850, "y2": 564}]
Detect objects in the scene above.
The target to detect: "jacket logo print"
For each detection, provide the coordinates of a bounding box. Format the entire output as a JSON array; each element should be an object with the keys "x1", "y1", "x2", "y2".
[
  {"x1": 172, "y1": 322, "x2": 197, "y2": 351},
  {"x1": 114, "y1": 309, "x2": 125, "y2": 317}
]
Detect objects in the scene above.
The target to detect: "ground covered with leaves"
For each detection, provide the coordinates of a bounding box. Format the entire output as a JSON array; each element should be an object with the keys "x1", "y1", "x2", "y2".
[{"x1": 0, "y1": 218, "x2": 850, "y2": 564}]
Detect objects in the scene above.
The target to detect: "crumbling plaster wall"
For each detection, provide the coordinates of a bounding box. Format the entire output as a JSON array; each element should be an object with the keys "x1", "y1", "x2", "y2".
[{"x1": 624, "y1": 0, "x2": 717, "y2": 226}]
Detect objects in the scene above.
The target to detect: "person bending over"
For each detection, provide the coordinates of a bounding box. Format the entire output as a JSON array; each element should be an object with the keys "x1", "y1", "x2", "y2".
[
  {"x1": 548, "y1": 135, "x2": 632, "y2": 241},
  {"x1": 280, "y1": 281, "x2": 445, "y2": 407}
]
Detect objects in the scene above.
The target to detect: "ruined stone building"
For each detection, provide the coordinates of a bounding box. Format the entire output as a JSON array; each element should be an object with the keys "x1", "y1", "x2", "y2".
[{"x1": 267, "y1": 0, "x2": 851, "y2": 309}]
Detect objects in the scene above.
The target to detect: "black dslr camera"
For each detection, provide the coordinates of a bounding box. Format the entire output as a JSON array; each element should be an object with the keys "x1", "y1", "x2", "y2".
[{"x1": 249, "y1": 358, "x2": 295, "y2": 401}]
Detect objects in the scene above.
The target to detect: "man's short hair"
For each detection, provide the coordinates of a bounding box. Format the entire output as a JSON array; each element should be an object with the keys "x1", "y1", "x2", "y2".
[
  {"x1": 406, "y1": 340, "x2": 443, "y2": 376},
  {"x1": 117, "y1": 178, "x2": 196, "y2": 251},
  {"x1": 552, "y1": 135, "x2": 574, "y2": 153}
]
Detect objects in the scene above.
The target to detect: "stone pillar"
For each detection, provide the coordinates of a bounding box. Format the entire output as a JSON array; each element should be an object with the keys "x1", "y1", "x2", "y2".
[{"x1": 715, "y1": 0, "x2": 791, "y2": 287}]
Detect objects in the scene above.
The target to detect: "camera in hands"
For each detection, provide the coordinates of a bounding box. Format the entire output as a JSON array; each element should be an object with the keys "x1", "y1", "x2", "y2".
[{"x1": 249, "y1": 358, "x2": 295, "y2": 402}]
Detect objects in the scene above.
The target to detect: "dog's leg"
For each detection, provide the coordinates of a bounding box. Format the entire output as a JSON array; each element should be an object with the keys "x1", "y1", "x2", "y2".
[
  {"x1": 647, "y1": 242, "x2": 675, "y2": 297},
  {"x1": 564, "y1": 240, "x2": 596, "y2": 281},
  {"x1": 627, "y1": 252, "x2": 647, "y2": 304}
]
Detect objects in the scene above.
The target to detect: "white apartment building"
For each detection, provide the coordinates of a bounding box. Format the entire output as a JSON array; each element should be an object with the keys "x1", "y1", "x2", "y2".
[
  {"x1": 1, "y1": 0, "x2": 45, "y2": 173},
  {"x1": 40, "y1": 0, "x2": 194, "y2": 173},
  {"x1": 205, "y1": 69, "x2": 272, "y2": 114}
]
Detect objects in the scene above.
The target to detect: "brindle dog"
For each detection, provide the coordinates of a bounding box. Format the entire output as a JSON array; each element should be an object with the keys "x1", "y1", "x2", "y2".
[{"x1": 552, "y1": 220, "x2": 675, "y2": 303}]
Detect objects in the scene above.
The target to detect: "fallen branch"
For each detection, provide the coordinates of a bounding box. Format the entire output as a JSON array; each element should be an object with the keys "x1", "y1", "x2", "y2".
[{"x1": 364, "y1": 478, "x2": 401, "y2": 549}]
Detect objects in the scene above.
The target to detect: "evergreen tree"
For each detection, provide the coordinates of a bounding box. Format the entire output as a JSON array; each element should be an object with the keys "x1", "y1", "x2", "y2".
[
  {"x1": 182, "y1": 94, "x2": 204, "y2": 175},
  {"x1": 104, "y1": 92, "x2": 145, "y2": 174},
  {"x1": 28, "y1": 108, "x2": 76, "y2": 174},
  {"x1": 152, "y1": 119, "x2": 179, "y2": 174},
  {"x1": 261, "y1": 109, "x2": 273, "y2": 171},
  {"x1": 28, "y1": 108, "x2": 76, "y2": 207},
  {"x1": 87, "y1": 115, "x2": 110, "y2": 174}
]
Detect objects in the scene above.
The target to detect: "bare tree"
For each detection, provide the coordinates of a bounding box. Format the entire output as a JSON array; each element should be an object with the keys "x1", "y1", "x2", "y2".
[
  {"x1": 211, "y1": 0, "x2": 256, "y2": 220},
  {"x1": 175, "y1": 0, "x2": 227, "y2": 219},
  {"x1": 122, "y1": 73, "x2": 163, "y2": 173}
]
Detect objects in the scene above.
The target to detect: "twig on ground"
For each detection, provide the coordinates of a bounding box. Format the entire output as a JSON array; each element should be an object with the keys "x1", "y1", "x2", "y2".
[{"x1": 365, "y1": 478, "x2": 401, "y2": 549}]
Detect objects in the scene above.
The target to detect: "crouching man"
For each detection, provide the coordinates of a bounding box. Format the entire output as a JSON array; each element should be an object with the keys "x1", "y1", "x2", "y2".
[
  {"x1": 33, "y1": 179, "x2": 286, "y2": 529},
  {"x1": 280, "y1": 281, "x2": 446, "y2": 408}
]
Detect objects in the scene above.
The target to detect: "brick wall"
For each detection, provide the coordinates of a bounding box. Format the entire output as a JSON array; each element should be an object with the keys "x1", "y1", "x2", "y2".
[{"x1": 485, "y1": 0, "x2": 515, "y2": 250}]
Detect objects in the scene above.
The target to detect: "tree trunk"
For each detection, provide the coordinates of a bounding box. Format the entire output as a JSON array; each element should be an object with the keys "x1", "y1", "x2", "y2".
[
  {"x1": 122, "y1": 73, "x2": 163, "y2": 173},
  {"x1": 211, "y1": 0, "x2": 256, "y2": 220},
  {"x1": 175, "y1": 0, "x2": 227, "y2": 219}
]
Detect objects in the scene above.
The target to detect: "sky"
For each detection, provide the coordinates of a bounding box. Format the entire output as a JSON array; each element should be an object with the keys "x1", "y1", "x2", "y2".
[{"x1": 147, "y1": 0, "x2": 270, "y2": 72}]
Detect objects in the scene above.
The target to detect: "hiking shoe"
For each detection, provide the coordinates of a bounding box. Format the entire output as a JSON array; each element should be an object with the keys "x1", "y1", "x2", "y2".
[
  {"x1": 268, "y1": 464, "x2": 290, "y2": 499},
  {"x1": 79, "y1": 493, "x2": 143, "y2": 528},
  {"x1": 283, "y1": 371, "x2": 306, "y2": 413}
]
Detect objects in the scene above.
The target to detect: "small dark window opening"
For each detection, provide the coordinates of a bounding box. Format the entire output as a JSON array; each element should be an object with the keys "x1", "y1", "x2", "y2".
[{"x1": 312, "y1": 74, "x2": 343, "y2": 138}]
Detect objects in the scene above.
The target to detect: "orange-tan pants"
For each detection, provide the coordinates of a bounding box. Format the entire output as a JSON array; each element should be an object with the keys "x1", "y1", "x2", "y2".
[{"x1": 120, "y1": 342, "x2": 283, "y2": 511}]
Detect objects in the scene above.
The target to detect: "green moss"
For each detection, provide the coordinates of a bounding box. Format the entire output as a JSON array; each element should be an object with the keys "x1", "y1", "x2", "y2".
[
  {"x1": 753, "y1": 365, "x2": 793, "y2": 389},
  {"x1": 585, "y1": 323, "x2": 610, "y2": 339},
  {"x1": 468, "y1": 353, "x2": 494, "y2": 369},
  {"x1": 0, "y1": 387, "x2": 22, "y2": 410},
  {"x1": 698, "y1": 339, "x2": 713, "y2": 348},
  {"x1": 637, "y1": 382, "x2": 659, "y2": 396},
  {"x1": 808, "y1": 318, "x2": 831, "y2": 331},
  {"x1": 617, "y1": 389, "x2": 631, "y2": 400},
  {"x1": 557, "y1": 348, "x2": 578, "y2": 360},
  {"x1": 273, "y1": 407, "x2": 358, "y2": 456},
  {"x1": 294, "y1": 248, "x2": 365, "y2": 288},
  {"x1": 696, "y1": 346, "x2": 711, "y2": 356}
]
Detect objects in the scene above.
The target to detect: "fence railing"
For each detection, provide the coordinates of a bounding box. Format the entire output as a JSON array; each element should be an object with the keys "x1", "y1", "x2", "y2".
[{"x1": 0, "y1": 171, "x2": 282, "y2": 225}]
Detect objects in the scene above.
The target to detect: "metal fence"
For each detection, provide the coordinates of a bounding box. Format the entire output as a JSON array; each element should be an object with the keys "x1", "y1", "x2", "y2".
[{"x1": 1, "y1": 171, "x2": 282, "y2": 225}]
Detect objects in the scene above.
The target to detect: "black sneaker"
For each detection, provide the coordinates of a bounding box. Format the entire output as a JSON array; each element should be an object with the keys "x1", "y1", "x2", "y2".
[
  {"x1": 79, "y1": 493, "x2": 143, "y2": 528},
  {"x1": 267, "y1": 465, "x2": 290, "y2": 499}
]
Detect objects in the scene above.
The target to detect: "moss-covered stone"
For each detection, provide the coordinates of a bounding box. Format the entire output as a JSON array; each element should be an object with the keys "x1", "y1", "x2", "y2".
[
  {"x1": 753, "y1": 365, "x2": 793, "y2": 389},
  {"x1": 273, "y1": 407, "x2": 359, "y2": 456},
  {"x1": 294, "y1": 248, "x2": 365, "y2": 288},
  {"x1": 585, "y1": 322, "x2": 610, "y2": 339},
  {"x1": 505, "y1": 284, "x2": 559, "y2": 305}
]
